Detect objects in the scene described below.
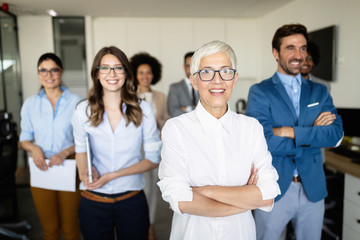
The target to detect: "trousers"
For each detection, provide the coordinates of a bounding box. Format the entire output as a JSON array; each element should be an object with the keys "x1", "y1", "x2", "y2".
[
  {"x1": 254, "y1": 181, "x2": 325, "y2": 240},
  {"x1": 79, "y1": 190, "x2": 149, "y2": 240},
  {"x1": 31, "y1": 187, "x2": 81, "y2": 240}
]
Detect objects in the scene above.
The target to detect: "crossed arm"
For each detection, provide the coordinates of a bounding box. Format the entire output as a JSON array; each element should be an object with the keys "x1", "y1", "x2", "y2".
[
  {"x1": 272, "y1": 111, "x2": 336, "y2": 139},
  {"x1": 178, "y1": 167, "x2": 273, "y2": 217}
]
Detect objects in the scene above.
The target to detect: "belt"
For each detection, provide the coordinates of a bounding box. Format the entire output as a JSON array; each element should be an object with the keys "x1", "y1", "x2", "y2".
[
  {"x1": 292, "y1": 175, "x2": 301, "y2": 183},
  {"x1": 81, "y1": 190, "x2": 140, "y2": 203}
]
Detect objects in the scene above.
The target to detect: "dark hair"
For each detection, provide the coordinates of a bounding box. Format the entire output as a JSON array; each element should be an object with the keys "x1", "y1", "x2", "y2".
[
  {"x1": 37, "y1": 53, "x2": 63, "y2": 90},
  {"x1": 87, "y1": 46, "x2": 142, "y2": 127},
  {"x1": 272, "y1": 24, "x2": 308, "y2": 52},
  {"x1": 37, "y1": 53, "x2": 63, "y2": 69},
  {"x1": 184, "y1": 51, "x2": 194, "y2": 63},
  {"x1": 130, "y1": 52, "x2": 162, "y2": 88},
  {"x1": 307, "y1": 41, "x2": 320, "y2": 65}
]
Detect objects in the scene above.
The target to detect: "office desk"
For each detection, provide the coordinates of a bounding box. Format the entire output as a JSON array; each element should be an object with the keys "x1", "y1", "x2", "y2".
[
  {"x1": 325, "y1": 150, "x2": 360, "y2": 178},
  {"x1": 325, "y1": 150, "x2": 360, "y2": 240}
]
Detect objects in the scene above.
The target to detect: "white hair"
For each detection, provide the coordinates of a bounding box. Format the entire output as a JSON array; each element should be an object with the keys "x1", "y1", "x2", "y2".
[{"x1": 190, "y1": 40, "x2": 237, "y2": 75}]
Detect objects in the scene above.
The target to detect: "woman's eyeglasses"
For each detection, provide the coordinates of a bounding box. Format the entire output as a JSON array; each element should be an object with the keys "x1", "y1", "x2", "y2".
[
  {"x1": 38, "y1": 68, "x2": 61, "y2": 76},
  {"x1": 193, "y1": 68, "x2": 237, "y2": 82},
  {"x1": 97, "y1": 65, "x2": 125, "y2": 74}
]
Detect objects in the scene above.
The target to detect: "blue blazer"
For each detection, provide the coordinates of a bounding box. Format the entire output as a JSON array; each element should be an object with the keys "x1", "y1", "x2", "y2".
[{"x1": 246, "y1": 73, "x2": 343, "y2": 202}]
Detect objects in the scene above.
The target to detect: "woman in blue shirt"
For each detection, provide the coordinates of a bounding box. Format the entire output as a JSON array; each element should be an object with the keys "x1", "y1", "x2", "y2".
[
  {"x1": 20, "y1": 53, "x2": 82, "y2": 240},
  {"x1": 71, "y1": 46, "x2": 161, "y2": 240}
]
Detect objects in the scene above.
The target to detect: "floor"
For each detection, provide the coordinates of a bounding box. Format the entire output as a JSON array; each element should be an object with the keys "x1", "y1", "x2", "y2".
[{"x1": 1, "y1": 166, "x2": 173, "y2": 240}]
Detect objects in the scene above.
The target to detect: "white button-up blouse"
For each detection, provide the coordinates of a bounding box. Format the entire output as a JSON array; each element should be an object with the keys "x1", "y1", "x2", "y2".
[{"x1": 158, "y1": 102, "x2": 280, "y2": 240}]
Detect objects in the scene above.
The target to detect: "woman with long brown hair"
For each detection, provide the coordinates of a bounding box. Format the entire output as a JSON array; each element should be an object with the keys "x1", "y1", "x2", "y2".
[{"x1": 71, "y1": 46, "x2": 161, "y2": 240}]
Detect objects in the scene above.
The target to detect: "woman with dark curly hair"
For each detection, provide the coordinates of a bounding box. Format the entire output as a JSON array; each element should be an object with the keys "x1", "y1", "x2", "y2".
[
  {"x1": 131, "y1": 52, "x2": 169, "y2": 130},
  {"x1": 130, "y1": 52, "x2": 169, "y2": 240},
  {"x1": 71, "y1": 46, "x2": 161, "y2": 240}
]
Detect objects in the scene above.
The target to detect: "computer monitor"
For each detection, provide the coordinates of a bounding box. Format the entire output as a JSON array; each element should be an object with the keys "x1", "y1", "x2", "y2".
[{"x1": 308, "y1": 25, "x2": 336, "y2": 82}]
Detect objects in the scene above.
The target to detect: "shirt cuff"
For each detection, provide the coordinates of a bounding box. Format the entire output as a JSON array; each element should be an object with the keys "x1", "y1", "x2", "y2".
[
  {"x1": 259, "y1": 201, "x2": 274, "y2": 212},
  {"x1": 256, "y1": 180, "x2": 281, "y2": 212},
  {"x1": 74, "y1": 139, "x2": 86, "y2": 153},
  {"x1": 144, "y1": 140, "x2": 162, "y2": 164},
  {"x1": 157, "y1": 180, "x2": 193, "y2": 215},
  {"x1": 19, "y1": 131, "x2": 34, "y2": 142}
]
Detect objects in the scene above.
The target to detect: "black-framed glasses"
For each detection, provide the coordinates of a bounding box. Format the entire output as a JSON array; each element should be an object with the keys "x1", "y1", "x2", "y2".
[
  {"x1": 97, "y1": 65, "x2": 125, "y2": 74},
  {"x1": 194, "y1": 68, "x2": 237, "y2": 81},
  {"x1": 38, "y1": 68, "x2": 61, "y2": 76}
]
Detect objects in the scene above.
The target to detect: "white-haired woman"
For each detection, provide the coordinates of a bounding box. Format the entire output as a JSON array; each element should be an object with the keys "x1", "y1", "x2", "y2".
[{"x1": 157, "y1": 40, "x2": 280, "y2": 239}]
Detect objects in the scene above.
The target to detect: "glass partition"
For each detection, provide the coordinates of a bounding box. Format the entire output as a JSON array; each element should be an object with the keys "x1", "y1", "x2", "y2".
[{"x1": 0, "y1": 10, "x2": 22, "y2": 130}]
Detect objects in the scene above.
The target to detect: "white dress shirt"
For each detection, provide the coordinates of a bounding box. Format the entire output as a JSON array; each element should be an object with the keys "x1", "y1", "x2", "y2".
[
  {"x1": 158, "y1": 102, "x2": 280, "y2": 240},
  {"x1": 71, "y1": 100, "x2": 161, "y2": 194}
]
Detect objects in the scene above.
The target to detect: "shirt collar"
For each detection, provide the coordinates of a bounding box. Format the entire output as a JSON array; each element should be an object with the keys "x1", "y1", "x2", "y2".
[
  {"x1": 195, "y1": 101, "x2": 232, "y2": 134},
  {"x1": 276, "y1": 72, "x2": 302, "y2": 88},
  {"x1": 39, "y1": 86, "x2": 69, "y2": 99},
  {"x1": 308, "y1": 73, "x2": 313, "y2": 81},
  {"x1": 184, "y1": 77, "x2": 191, "y2": 86}
]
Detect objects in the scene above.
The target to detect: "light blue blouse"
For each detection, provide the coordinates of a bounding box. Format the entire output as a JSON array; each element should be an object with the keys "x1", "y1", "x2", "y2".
[
  {"x1": 71, "y1": 100, "x2": 161, "y2": 194},
  {"x1": 20, "y1": 87, "x2": 82, "y2": 158}
]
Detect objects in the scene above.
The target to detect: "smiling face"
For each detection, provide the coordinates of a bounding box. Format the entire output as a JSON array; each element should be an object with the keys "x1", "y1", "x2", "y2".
[
  {"x1": 136, "y1": 64, "x2": 153, "y2": 89},
  {"x1": 38, "y1": 59, "x2": 62, "y2": 90},
  {"x1": 273, "y1": 33, "x2": 307, "y2": 76},
  {"x1": 301, "y1": 53, "x2": 314, "y2": 78},
  {"x1": 98, "y1": 54, "x2": 126, "y2": 94},
  {"x1": 190, "y1": 52, "x2": 238, "y2": 118}
]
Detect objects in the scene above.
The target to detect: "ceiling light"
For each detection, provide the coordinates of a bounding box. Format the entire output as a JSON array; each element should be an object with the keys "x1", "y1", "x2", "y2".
[{"x1": 47, "y1": 9, "x2": 58, "y2": 16}]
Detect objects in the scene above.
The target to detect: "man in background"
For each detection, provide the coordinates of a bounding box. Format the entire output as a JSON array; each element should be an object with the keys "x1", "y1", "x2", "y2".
[
  {"x1": 246, "y1": 24, "x2": 343, "y2": 240},
  {"x1": 167, "y1": 52, "x2": 199, "y2": 118},
  {"x1": 301, "y1": 41, "x2": 331, "y2": 91}
]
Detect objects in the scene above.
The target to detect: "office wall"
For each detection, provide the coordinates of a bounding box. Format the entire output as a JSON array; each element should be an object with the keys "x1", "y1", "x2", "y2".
[
  {"x1": 258, "y1": 0, "x2": 360, "y2": 108},
  {"x1": 87, "y1": 17, "x2": 259, "y2": 110},
  {"x1": 18, "y1": 16, "x2": 53, "y2": 100},
  {"x1": 18, "y1": 16, "x2": 258, "y2": 110},
  {"x1": 17, "y1": 0, "x2": 358, "y2": 109}
]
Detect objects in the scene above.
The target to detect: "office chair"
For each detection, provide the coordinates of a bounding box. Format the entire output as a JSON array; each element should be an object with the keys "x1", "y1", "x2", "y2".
[{"x1": 0, "y1": 111, "x2": 31, "y2": 240}]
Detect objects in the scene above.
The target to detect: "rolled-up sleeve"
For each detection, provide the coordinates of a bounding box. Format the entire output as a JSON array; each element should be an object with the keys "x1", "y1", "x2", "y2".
[
  {"x1": 252, "y1": 121, "x2": 281, "y2": 212},
  {"x1": 19, "y1": 98, "x2": 34, "y2": 142},
  {"x1": 157, "y1": 121, "x2": 193, "y2": 215},
  {"x1": 71, "y1": 104, "x2": 87, "y2": 153}
]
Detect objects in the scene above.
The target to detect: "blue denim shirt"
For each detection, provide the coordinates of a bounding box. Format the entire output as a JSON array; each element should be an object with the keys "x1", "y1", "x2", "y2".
[{"x1": 20, "y1": 87, "x2": 82, "y2": 158}]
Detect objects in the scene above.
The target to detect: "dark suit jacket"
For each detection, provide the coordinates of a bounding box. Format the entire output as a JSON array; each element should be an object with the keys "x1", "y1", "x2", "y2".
[
  {"x1": 167, "y1": 79, "x2": 199, "y2": 118},
  {"x1": 246, "y1": 73, "x2": 343, "y2": 202}
]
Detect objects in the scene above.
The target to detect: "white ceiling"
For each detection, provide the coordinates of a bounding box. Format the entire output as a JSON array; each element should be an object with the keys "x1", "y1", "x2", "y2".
[{"x1": 6, "y1": 0, "x2": 293, "y2": 18}]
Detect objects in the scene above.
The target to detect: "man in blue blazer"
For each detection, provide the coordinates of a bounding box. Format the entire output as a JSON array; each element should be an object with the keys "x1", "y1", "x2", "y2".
[{"x1": 246, "y1": 24, "x2": 343, "y2": 240}]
